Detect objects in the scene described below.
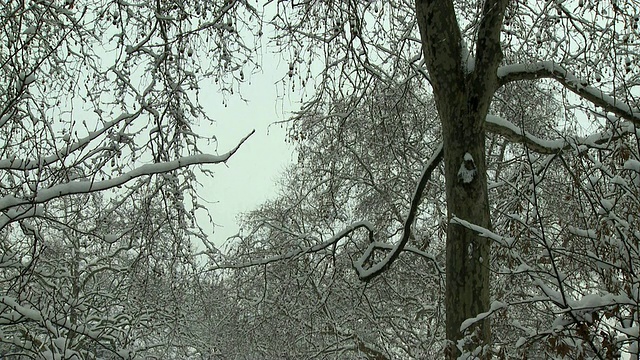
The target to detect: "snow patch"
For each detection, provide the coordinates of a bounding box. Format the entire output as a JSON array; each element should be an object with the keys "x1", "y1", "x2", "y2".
[
  {"x1": 464, "y1": 152, "x2": 473, "y2": 161},
  {"x1": 22, "y1": 26, "x2": 36, "y2": 35},
  {"x1": 460, "y1": 301, "x2": 506, "y2": 331},
  {"x1": 458, "y1": 152, "x2": 476, "y2": 183},
  {"x1": 461, "y1": 38, "x2": 475, "y2": 74},
  {"x1": 103, "y1": 234, "x2": 119, "y2": 244},
  {"x1": 624, "y1": 159, "x2": 640, "y2": 173}
]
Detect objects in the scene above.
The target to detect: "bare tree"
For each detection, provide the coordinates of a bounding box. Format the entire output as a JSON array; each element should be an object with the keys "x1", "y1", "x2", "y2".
[
  {"x1": 1, "y1": 0, "x2": 262, "y2": 358},
  {"x1": 222, "y1": 0, "x2": 640, "y2": 358}
]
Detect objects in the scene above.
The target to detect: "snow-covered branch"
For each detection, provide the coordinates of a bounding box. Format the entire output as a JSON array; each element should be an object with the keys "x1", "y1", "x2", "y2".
[
  {"x1": 485, "y1": 114, "x2": 637, "y2": 154},
  {"x1": 0, "y1": 131, "x2": 254, "y2": 228},
  {"x1": 449, "y1": 216, "x2": 514, "y2": 248},
  {"x1": 209, "y1": 220, "x2": 375, "y2": 270},
  {"x1": 0, "y1": 112, "x2": 141, "y2": 171},
  {"x1": 497, "y1": 62, "x2": 640, "y2": 125}
]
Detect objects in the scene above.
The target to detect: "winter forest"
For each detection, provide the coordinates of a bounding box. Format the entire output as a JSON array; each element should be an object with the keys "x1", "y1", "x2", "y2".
[{"x1": 1, "y1": 0, "x2": 640, "y2": 359}]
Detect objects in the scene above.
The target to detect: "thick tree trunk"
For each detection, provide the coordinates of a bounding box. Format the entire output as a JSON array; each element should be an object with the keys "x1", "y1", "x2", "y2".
[
  {"x1": 414, "y1": 0, "x2": 507, "y2": 358},
  {"x1": 441, "y1": 99, "x2": 492, "y2": 358}
]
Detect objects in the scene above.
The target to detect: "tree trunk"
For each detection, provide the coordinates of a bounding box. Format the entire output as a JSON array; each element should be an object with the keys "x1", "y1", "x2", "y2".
[
  {"x1": 441, "y1": 96, "x2": 492, "y2": 358},
  {"x1": 414, "y1": 0, "x2": 507, "y2": 358}
]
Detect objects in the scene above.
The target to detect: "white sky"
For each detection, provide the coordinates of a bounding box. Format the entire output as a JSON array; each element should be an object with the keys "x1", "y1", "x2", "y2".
[{"x1": 196, "y1": 59, "x2": 296, "y2": 248}]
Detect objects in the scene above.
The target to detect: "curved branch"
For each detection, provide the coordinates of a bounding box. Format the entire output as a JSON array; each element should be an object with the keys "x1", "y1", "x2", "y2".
[
  {"x1": 485, "y1": 114, "x2": 636, "y2": 154},
  {"x1": 497, "y1": 62, "x2": 640, "y2": 125},
  {"x1": 209, "y1": 220, "x2": 375, "y2": 270},
  {"x1": 354, "y1": 142, "x2": 444, "y2": 281},
  {"x1": 0, "y1": 131, "x2": 255, "y2": 229}
]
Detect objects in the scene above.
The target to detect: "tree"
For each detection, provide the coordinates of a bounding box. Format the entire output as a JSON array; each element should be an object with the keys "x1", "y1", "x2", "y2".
[
  {"x1": 0, "y1": 0, "x2": 261, "y2": 358},
  {"x1": 214, "y1": 82, "x2": 447, "y2": 358},
  {"x1": 217, "y1": 77, "x2": 576, "y2": 358},
  {"x1": 3, "y1": 0, "x2": 640, "y2": 358},
  {"x1": 231, "y1": 0, "x2": 640, "y2": 358}
]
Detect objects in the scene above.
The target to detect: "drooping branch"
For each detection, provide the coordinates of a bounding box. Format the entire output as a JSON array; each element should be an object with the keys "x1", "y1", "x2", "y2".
[
  {"x1": 209, "y1": 220, "x2": 375, "y2": 270},
  {"x1": 485, "y1": 114, "x2": 637, "y2": 154},
  {"x1": 497, "y1": 62, "x2": 640, "y2": 125},
  {"x1": 0, "y1": 131, "x2": 255, "y2": 228},
  {"x1": 354, "y1": 143, "x2": 444, "y2": 281}
]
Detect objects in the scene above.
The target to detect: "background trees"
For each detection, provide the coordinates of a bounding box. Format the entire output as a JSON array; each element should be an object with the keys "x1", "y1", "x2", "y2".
[
  {"x1": 2, "y1": 0, "x2": 640, "y2": 359},
  {"x1": 1, "y1": 0, "x2": 260, "y2": 358}
]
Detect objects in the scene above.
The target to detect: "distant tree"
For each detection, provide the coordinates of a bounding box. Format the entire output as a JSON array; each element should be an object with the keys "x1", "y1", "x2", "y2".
[
  {"x1": 0, "y1": 0, "x2": 260, "y2": 358},
  {"x1": 0, "y1": 187, "x2": 214, "y2": 359}
]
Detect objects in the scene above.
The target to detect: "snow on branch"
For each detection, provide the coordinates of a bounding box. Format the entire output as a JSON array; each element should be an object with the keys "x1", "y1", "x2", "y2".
[
  {"x1": 0, "y1": 111, "x2": 141, "y2": 171},
  {"x1": 460, "y1": 300, "x2": 506, "y2": 332},
  {"x1": 209, "y1": 220, "x2": 375, "y2": 270},
  {"x1": 354, "y1": 143, "x2": 444, "y2": 281},
  {"x1": 0, "y1": 295, "x2": 131, "y2": 358},
  {"x1": 450, "y1": 216, "x2": 515, "y2": 248},
  {"x1": 0, "y1": 131, "x2": 254, "y2": 227},
  {"x1": 0, "y1": 206, "x2": 44, "y2": 231},
  {"x1": 485, "y1": 114, "x2": 636, "y2": 154},
  {"x1": 497, "y1": 61, "x2": 640, "y2": 125}
]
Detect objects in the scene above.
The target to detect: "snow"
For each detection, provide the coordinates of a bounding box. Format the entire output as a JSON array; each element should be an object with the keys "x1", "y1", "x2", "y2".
[
  {"x1": 567, "y1": 226, "x2": 597, "y2": 239},
  {"x1": 0, "y1": 112, "x2": 141, "y2": 172},
  {"x1": 22, "y1": 26, "x2": 37, "y2": 35},
  {"x1": 0, "y1": 131, "x2": 254, "y2": 221},
  {"x1": 533, "y1": 279, "x2": 565, "y2": 306},
  {"x1": 103, "y1": 234, "x2": 119, "y2": 244},
  {"x1": 486, "y1": 114, "x2": 565, "y2": 152},
  {"x1": 600, "y1": 199, "x2": 614, "y2": 211},
  {"x1": 461, "y1": 38, "x2": 475, "y2": 74},
  {"x1": 0, "y1": 296, "x2": 43, "y2": 323},
  {"x1": 458, "y1": 153, "x2": 477, "y2": 183},
  {"x1": 0, "y1": 205, "x2": 44, "y2": 230},
  {"x1": 624, "y1": 159, "x2": 640, "y2": 173},
  {"x1": 19, "y1": 73, "x2": 36, "y2": 86},
  {"x1": 460, "y1": 300, "x2": 506, "y2": 331},
  {"x1": 497, "y1": 61, "x2": 640, "y2": 121},
  {"x1": 450, "y1": 216, "x2": 514, "y2": 247}
]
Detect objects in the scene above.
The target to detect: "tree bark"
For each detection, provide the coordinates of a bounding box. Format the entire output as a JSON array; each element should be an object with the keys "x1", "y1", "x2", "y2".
[{"x1": 414, "y1": 0, "x2": 507, "y2": 358}]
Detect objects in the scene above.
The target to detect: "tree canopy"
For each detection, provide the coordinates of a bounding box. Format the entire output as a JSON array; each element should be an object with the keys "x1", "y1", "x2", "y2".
[{"x1": 2, "y1": 0, "x2": 640, "y2": 359}]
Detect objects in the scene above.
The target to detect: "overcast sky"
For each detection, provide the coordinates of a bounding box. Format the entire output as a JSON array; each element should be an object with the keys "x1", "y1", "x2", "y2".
[{"x1": 195, "y1": 59, "x2": 297, "y2": 248}]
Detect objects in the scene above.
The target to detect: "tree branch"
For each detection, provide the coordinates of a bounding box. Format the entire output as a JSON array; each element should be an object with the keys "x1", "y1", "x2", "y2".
[
  {"x1": 485, "y1": 114, "x2": 636, "y2": 154},
  {"x1": 0, "y1": 131, "x2": 255, "y2": 229},
  {"x1": 354, "y1": 143, "x2": 444, "y2": 281},
  {"x1": 209, "y1": 220, "x2": 375, "y2": 270},
  {"x1": 497, "y1": 62, "x2": 640, "y2": 125},
  {"x1": 0, "y1": 111, "x2": 142, "y2": 171}
]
